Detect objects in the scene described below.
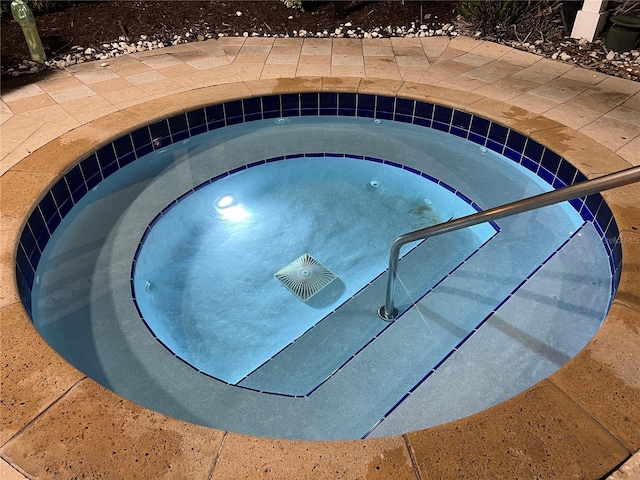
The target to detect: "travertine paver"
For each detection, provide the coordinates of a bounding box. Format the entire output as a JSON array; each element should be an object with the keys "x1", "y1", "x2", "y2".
[{"x1": 608, "y1": 450, "x2": 640, "y2": 480}]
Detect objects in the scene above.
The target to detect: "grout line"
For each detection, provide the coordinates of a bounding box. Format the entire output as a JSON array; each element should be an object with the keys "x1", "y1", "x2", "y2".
[
  {"x1": 402, "y1": 433, "x2": 423, "y2": 480},
  {"x1": 0, "y1": 453, "x2": 34, "y2": 480},
  {"x1": 545, "y1": 378, "x2": 632, "y2": 455},
  {"x1": 0, "y1": 376, "x2": 87, "y2": 450},
  {"x1": 206, "y1": 431, "x2": 228, "y2": 480}
]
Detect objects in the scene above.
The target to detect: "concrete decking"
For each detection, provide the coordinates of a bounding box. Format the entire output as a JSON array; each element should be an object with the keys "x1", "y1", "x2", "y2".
[{"x1": 1, "y1": 36, "x2": 639, "y2": 479}]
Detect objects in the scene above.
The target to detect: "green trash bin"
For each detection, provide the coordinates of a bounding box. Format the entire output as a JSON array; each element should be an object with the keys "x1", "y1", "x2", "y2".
[{"x1": 605, "y1": 15, "x2": 640, "y2": 52}]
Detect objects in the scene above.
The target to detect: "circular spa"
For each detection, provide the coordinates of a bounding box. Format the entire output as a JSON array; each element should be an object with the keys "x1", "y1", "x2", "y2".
[{"x1": 16, "y1": 93, "x2": 620, "y2": 441}]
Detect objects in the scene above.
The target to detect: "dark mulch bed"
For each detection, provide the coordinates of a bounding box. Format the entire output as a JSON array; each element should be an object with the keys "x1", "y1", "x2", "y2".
[
  {"x1": 1, "y1": 1, "x2": 458, "y2": 69},
  {"x1": 1, "y1": 1, "x2": 638, "y2": 84}
]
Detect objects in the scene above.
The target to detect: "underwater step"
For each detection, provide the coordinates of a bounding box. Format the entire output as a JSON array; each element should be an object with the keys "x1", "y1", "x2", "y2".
[
  {"x1": 238, "y1": 226, "x2": 486, "y2": 395},
  {"x1": 239, "y1": 207, "x2": 577, "y2": 401},
  {"x1": 367, "y1": 222, "x2": 609, "y2": 438}
]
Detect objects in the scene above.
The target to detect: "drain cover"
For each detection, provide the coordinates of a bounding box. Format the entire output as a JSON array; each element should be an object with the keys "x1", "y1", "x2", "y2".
[{"x1": 275, "y1": 254, "x2": 337, "y2": 301}]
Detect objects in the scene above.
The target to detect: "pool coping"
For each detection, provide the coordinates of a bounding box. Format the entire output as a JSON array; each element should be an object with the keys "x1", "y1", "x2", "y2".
[{"x1": 1, "y1": 76, "x2": 639, "y2": 479}]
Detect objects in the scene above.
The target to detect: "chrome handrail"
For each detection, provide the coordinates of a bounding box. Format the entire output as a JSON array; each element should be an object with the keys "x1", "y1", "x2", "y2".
[{"x1": 378, "y1": 165, "x2": 640, "y2": 320}]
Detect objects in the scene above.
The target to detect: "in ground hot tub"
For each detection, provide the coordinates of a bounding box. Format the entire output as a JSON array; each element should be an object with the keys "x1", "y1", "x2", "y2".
[{"x1": 17, "y1": 93, "x2": 620, "y2": 440}]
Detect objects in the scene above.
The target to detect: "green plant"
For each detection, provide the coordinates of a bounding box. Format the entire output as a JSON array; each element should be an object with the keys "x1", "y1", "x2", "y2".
[{"x1": 458, "y1": 0, "x2": 533, "y2": 35}]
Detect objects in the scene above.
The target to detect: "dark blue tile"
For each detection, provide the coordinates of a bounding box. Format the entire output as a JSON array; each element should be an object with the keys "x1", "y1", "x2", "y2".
[
  {"x1": 455, "y1": 190, "x2": 472, "y2": 204},
  {"x1": 470, "y1": 116, "x2": 490, "y2": 137},
  {"x1": 18, "y1": 225, "x2": 40, "y2": 255},
  {"x1": 16, "y1": 243, "x2": 30, "y2": 277},
  {"x1": 28, "y1": 244, "x2": 41, "y2": 270},
  {"x1": 450, "y1": 126, "x2": 467, "y2": 138},
  {"x1": 23, "y1": 261, "x2": 35, "y2": 289},
  {"x1": 394, "y1": 114, "x2": 412, "y2": 124},
  {"x1": 118, "y1": 152, "x2": 136, "y2": 168},
  {"x1": 135, "y1": 143, "x2": 154, "y2": 158},
  {"x1": 611, "y1": 234, "x2": 622, "y2": 267},
  {"x1": 35, "y1": 228, "x2": 50, "y2": 253},
  {"x1": 580, "y1": 202, "x2": 595, "y2": 222},
  {"x1": 300, "y1": 93, "x2": 319, "y2": 115},
  {"x1": 595, "y1": 200, "x2": 613, "y2": 230},
  {"x1": 488, "y1": 122, "x2": 508, "y2": 145},
  {"x1": 319, "y1": 92, "x2": 337, "y2": 115},
  {"x1": 376, "y1": 96, "x2": 395, "y2": 117},
  {"x1": 537, "y1": 166, "x2": 555, "y2": 185},
  {"x1": 384, "y1": 160, "x2": 402, "y2": 168},
  {"x1": 131, "y1": 126, "x2": 152, "y2": 151},
  {"x1": 357, "y1": 94, "x2": 375, "y2": 113},
  {"x1": 101, "y1": 161, "x2": 119, "y2": 180},
  {"x1": 403, "y1": 165, "x2": 421, "y2": 175},
  {"x1": 468, "y1": 132, "x2": 485, "y2": 145},
  {"x1": 80, "y1": 153, "x2": 100, "y2": 181},
  {"x1": 413, "y1": 116, "x2": 432, "y2": 128},
  {"x1": 149, "y1": 119, "x2": 170, "y2": 144},
  {"x1": 569, "y1": 198, "x2": 583, "y2": 212},
  {"x1": 263, "y1": 109, "x2": 281, "y2": 120},
  {"x1": 503, "y1": 147, "x2": 521, "y2": 162},
  {"x1": 168, "y1": 114, "x2": 188, "y2": 139},
  {"x1": 65, "y1": 165, "x2": 85, "y2": 197},
  {"x1": 415, "y1": 101, "x2": 434, "y2": 120},
  {"x1": 485, "y1": 139, "x2": 503, "y2": 154},
  {"x1": 552, "y1": 176, "x2": 567, "y2": 189},
  {"x1": 439, "y1": 181, "x2": 456, "y2": 193},
  {"x1": 585, "y1": 194, "x2": 602, "y2": 217},
  {"x1": 20, "y1": 225, "x2": 37, "y2": 257},
  {"x1": 96, "y1": 144, "x2": 117, "y2": 171},
  {"x1": 38, "y1": 191, "x2": 57, "y2": 223},
  {"x1": 171, "y1": 129, "x2": 190, "y2": 142},
  {"x1": 22, "y1": 287, "x2": 32, "y2": 314},
  {"x1": 557, "y1": 160, "x2": 577, "y2": 185},
  {"x1": 225, "y1": 115, "x2": 243, "y2": 126},
  {"x1": 15, "y1": 266, "x2": 25, "y2": 295},
  {"x1": 50, "y1": 177, "x2": 71, "y2": 208},
  {"x1": 187, "y1": 108, "x2": 206, "y2": 133},
  {"x1": 71, "y1": 182, "x2": 88, "y2": 204},
  {"x1": 422, "y1": 172, "x2": 438, "y2": 183},
  {"x1": 452, "y1": 110, "x2": 471, "y2": 130},
  {"x1": 224, "y1": 100, "x2": 243, "y2": 120},
  {"x1": 243, "y1": 97, "x2": 262, "y2": 117},
  {"x1": 395, "y1": 98, "x2": 414, "y2": 118},
  {"x1": 205, "y1": 104, "x2": 225, "y2": 125},
  {"x1": 523, "y1": 139, "x2": 544, "y2": 163},
  {"x1": 281, "y1": 94, "x2": 300, "y2": 116},
  {"x1": 376, "y1": 109, "x2": 393, "y2": 120},
  {"x1": 520, "y1": 157, "x2": 539, "y2": 174},
  {"x1": 573, "y1": 169, "x2": 587, "y2": 184},
  {"x1": 85, "y1": 172, "x2": 102, "y2": 190},
  {"x1": 46, "y1": 210, "x2": 62, "y2": 234},
  {"x1": 432, "y1": 121, "x2": 449, "y2": 133},
  {"x1": 541, "y1": 149, "x2": 562, "y2": 175},
  {"x1": 506, "y1": 130, "x2": 527, "y2": 152},
  {"x1": 338, "y1": 93, "x2": 356, "y2": 116},
  {"x1": 357, "y1": 108, "x2": 375, "y2": 118},
  {"x1": 113, "y1": 136, "x2": 134, "y2": 161},
  {"x1": 57, "y1": 198, "x2": 73, "y2": 218},
  {"x1": 262, "y1": 95, "x2": 281, "y2": 115}
]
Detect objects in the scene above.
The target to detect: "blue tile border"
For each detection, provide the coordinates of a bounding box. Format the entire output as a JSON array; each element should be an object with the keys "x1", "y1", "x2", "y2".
[{"x1": 16, "y1": 93, "x2": 621, "y2": 333}]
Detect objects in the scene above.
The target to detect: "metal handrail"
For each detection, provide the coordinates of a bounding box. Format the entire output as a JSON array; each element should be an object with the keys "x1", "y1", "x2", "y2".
[{"x1": 378, "y1": 165, "x2": 640, "y2": 320}]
